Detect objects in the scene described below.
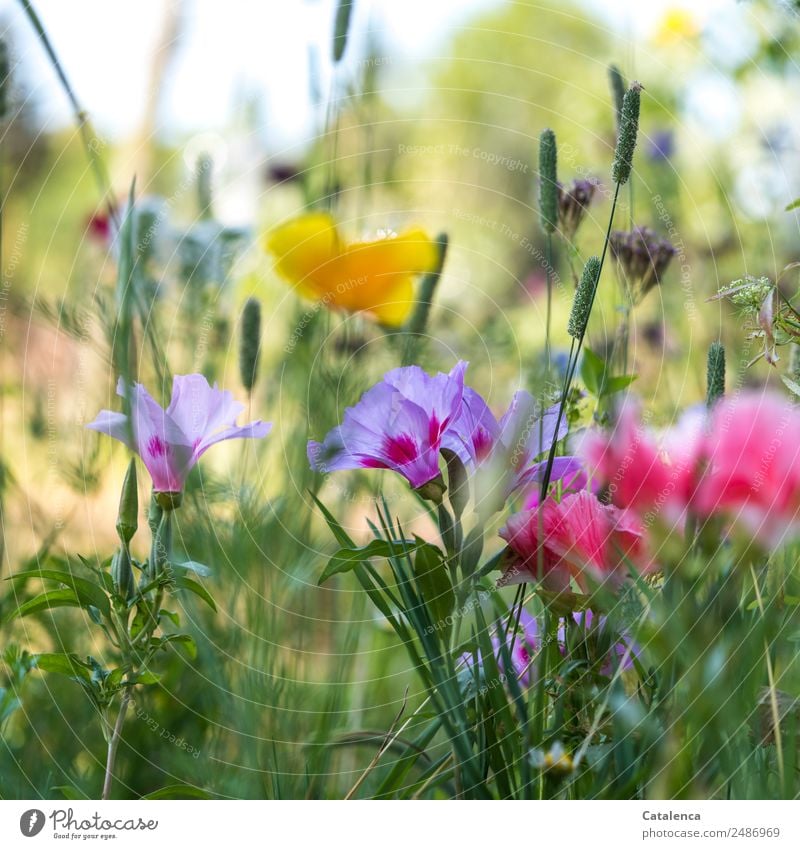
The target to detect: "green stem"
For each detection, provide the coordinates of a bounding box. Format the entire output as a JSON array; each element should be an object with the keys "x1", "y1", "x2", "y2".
[
  {"x1": 102, "y1": 688, "x2": 131, "y2": 800},
  {"x1": 538, "y1": 182, "x2": 621, "y2": 500}
]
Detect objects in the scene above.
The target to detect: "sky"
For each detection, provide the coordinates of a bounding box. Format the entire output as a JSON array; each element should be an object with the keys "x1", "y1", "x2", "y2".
[{"x1": 0, "y1": 0, "x2": 738, "y2": 151}]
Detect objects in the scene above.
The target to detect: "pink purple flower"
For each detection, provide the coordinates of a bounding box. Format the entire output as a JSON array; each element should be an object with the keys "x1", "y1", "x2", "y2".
[
  {"x1": 307, "y1": 362, "x2": 466, "y2": 490},
  {"x1": 86, "y1": 374, "x2": 271, "y2": 493}
]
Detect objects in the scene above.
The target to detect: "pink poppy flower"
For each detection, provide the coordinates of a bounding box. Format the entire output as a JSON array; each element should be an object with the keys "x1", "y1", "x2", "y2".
[
  {"x1": 696, "y1": 391, "x2": 800, "y2": 547},
  {"x1": 579, "y1": 398, "x2": 702, "y2": 519},
  {"x1": 498, "y1": 491, "x2": 648, "y2": 592},
  {"x1": 87, "y1": 374, "x2": 271, "y2": 493},
  {"x1": 307, "y1": 362, "x2": 466, "y2": 491}
]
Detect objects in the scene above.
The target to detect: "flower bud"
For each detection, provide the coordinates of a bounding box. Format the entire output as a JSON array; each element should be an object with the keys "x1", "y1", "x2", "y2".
[
  {"x1": 538, "y1": 129, "x2": 559, "y2": 234},
  {"x1": 706, "y1": 342, "x2": 725, "y2": 409},
  {"x1": 111, "y1": 545, "x2": 136, "y2": 602},
  {"x1": 116, "y1": 459, "x2": 138, "y2": 544},
  {"x1": 239, "y1": 297, "x2": 262, "y2": 392},
  {"x1": 568, "y1": 256, "x2": 601, "y2": 339},
  {"x1": 611, "y1": 82, "x2": 642, "y2": 186}
]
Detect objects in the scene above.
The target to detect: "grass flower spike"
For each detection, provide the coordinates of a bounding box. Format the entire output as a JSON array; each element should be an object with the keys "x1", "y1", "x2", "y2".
[
  {"x1": 87, "y1": 374, "x2": 271, "y2": 493},
  {"x1": 265, "y1": 212, "x2": 439, "y2": 327}
]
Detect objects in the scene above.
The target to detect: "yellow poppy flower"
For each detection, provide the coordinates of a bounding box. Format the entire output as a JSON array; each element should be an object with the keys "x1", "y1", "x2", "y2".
[
  {"x1": 264, "y1": 212, "x2": 438, "y2": 327},
  {"x1": 654, "y1": 8, "x2": 699, "y2": 45}
]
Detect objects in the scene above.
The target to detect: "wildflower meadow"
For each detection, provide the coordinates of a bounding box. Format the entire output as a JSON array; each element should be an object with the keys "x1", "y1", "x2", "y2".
[{"x1": 3, "y1": 0, "x2": 800, "y2": 823}]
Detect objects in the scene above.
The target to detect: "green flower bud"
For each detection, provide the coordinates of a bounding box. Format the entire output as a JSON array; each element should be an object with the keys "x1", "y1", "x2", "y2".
[
  {"x1": 116, "y1": 459, "x2": 138, "y2": 544},
  {"x1": 706, "y1": 341, "x2": 726, "y2": 409},
  {"x1": 111, "y1": 545, "x2": 136, "y2": 602},
  {"x1": 239, "y1": 297, "x2": 262, "y2": 392},
  {"x1": 538, "y1": 128, "x2": 559, "y2": 234},
  {"x1": 611, "y1": 82, "x2": 642, "y2": 186},
  {"x1": 568, "y1": 256, "x2": 601, "y2": 339}
]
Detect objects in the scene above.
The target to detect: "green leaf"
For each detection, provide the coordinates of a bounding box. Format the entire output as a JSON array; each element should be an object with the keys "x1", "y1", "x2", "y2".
[
  {"x1": 140, "y1": 784, "x2": 211, "y2": 800},
  {"x1": 319, "y1": 538, "x2": 421, "y2": 585},
  {"x1": 786, "y1": 198, "x2": 800, "y2": 212},
  {"x1": 7, "y1": 569, "x2": 110, "y2": 616},
  {"x1": 580, "y1": 347, "x2": 606, "y2": 396},
  {"x1": 157, "y1": 634, "x2": 198, "y2": 660},
  {"x1": 160, "y1": 609, "x2": 181, "y2": 627},
  {"x1": 34, "y1": 652, "x2": 92, "y2": 683},
  {"x1": 310, "y1": 492, "x2": 355, "y2": 547},
  {"x1": 106, "y1": 668, "x2": 125, "y2": 689},
  {"x1": 413, "y1": 539, "x2": 454, "y2": 634},
  {"x1": 51, "y1": 785, "x2": 89, "y2": 800},
  {"x1": 132, "y1": 669, "x2": 161, "y2": 685},
  {"x1": 604, "y1": 374, "x2": 637, "y2": 395},
  {"x1": 781, "y1": 375, "x2": 800, "y2": 397},
  {"x1": 174, "y1": 561, "x2": 212, "y2": 578},
  {"x1": 6, "y1": 589, "x2": 83, "y2": 622},
  {"x1": 172, "y1": 576, "x2": 217, "y2": 612}
]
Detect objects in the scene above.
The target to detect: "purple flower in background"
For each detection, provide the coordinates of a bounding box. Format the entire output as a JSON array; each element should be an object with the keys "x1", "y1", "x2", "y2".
[
  {"x1": 86, "y1": 374, "x2": 271, "y2": 493},
  {"x1": 647, "y1": 129, "x2": 674, "y2": 161},
  {"x1": 307, "y1": 362, "x2": 466, "y2": 491},
  {"x1": 570, "y1": 610, "x2": 639, "y2": 675},
  {"x1": 522, "y1": 455, "x2": 597, "y2": 509},
  {"x1": 461, "y1": 608, "x2": 542, "y2": 688},
  {"x1": 463, "y1": 608, "x2": 638, "y2": 689}
]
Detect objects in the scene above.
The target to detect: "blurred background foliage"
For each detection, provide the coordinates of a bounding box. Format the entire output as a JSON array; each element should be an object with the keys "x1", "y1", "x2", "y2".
[{"x1": 2, "y1": 0, "x2": 800, "y2": 798}]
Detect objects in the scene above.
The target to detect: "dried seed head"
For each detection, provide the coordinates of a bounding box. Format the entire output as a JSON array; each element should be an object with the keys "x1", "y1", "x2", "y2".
[
  {"x1": 611, "y1": 82, "x2": 642, "y2": 186},
  {"x1": 558, "y1": 178, "x2": 597, "y2": 240},
  {"x1": 706, "y1": 342, "x2": 726, "y2": 408},
  {"x1": 568, "y1": 256, "x2": 601, "y2": 339},
  {"x1": 538, "y1": 128, "x2": 559, "y2": 235},
  {"x1": 239, "y1": 297, "x2": 262, "y2": 392},
  {"x1": 610, "y1": 225, "x2": 676, "y2": 304}
]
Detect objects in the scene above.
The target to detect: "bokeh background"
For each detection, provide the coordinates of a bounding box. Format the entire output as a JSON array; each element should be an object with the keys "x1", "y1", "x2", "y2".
[{"x1": 2, "y1": 0, "x2": 800, "y2": 798}]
